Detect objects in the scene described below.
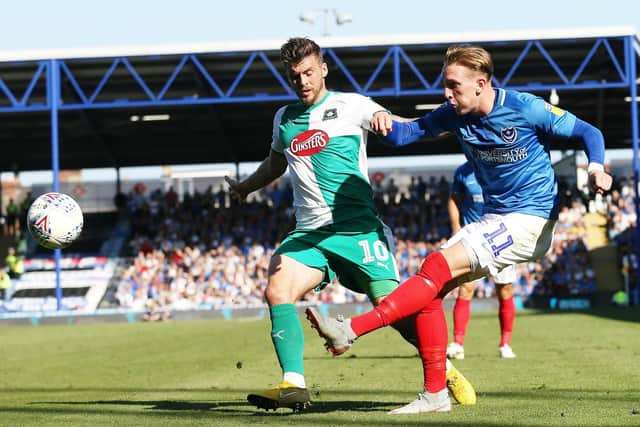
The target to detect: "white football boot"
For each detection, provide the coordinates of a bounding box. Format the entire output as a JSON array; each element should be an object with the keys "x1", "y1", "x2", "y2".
[
  {"x1": 389, "y1": 389, "x2": 452, "y2": 415},
  {"x1": 499, "y1": 344, "x2": 517, "y2": 358},
  {"x1": 446, "y1": 342, "x2": 465, "y2": 360}
]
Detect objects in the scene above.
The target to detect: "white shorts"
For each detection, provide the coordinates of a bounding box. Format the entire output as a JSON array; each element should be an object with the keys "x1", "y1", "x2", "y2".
[
  {"x1": 492, "y1": 264, "x2": 517, "y2": 284},
  {"x1": 443, "y1": 212, "x2": 556, "y2": 278}
]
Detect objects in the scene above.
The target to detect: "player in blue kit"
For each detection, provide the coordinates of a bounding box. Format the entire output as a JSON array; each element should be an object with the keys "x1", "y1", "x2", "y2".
[
  {"x1": 446, "y1": 161, "x2": 518, "y2": 360},
  {"x1": 306, "y1": 44, "x2": 612, "y2": 414}
]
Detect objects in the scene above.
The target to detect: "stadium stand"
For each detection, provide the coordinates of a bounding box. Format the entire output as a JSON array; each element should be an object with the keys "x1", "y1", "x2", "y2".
[
  {"x1": 0, "y1": 204, "x2": 123, "y2": 313},
  {"x1": 89, "y1": 169, "x2": 636, "y2": 317},
  {"x1": 0, "y1": 28, "x2": 638, "y2": 318},
  {"x1": 0, "y1": 167, "x2": 637, "y2": 318}
]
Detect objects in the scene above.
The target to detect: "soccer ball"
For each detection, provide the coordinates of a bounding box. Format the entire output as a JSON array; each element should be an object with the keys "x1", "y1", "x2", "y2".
[{"x1": 27, "y1": 192, "x2": 84, "y2": 249}]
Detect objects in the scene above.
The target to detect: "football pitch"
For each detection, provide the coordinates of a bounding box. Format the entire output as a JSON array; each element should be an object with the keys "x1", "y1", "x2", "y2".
[{"x1": 1, "y1": 307, "x2": 639, "y2": 426}]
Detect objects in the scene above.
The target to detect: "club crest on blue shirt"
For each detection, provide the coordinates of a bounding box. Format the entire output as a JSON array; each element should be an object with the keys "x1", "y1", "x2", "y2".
[{"x1": 500, "y1": 127, "x2": 518, "y2": 144}]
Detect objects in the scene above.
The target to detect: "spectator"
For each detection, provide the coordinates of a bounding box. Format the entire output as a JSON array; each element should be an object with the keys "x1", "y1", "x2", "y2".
[
  {"x1": 165, "y1": 186, "x2": 179, "y2": 211},
  {"x1": 4, "y1": 198, "x2": 19, "y2": 236},
  {"x1": 5, "y1": 247, "x2": 24, "y2": 279},
  {"x1": 18, "y1": 191, "x2": 34, "y2": 234},
  {"x1": 385, "y1": 177, "x2": 399, "y2": 204},
  {"x1": 114, "y1": 191, "x2": 128, "y2": 216},
  {"x1": 0, "y1": 268, "x2": 10, "y2": 300},
  {"x1": 210, "y1": 184, "x2": 223, "y2": 209},
  {"x1": 113, "y1": 169, "x2": 614, "y2": 311}
]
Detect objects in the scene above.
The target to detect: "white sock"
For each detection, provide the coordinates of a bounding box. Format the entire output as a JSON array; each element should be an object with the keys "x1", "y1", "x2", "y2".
[
  {"x1": 283, "y1": 372, "x2": 306, "y2": 388},
  {"x1": 446, "y1": 358, "x2": 452, "y2": 373}
]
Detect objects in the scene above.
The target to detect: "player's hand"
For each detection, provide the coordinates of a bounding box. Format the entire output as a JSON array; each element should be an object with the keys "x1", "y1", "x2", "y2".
[
  {"x1": 371, "y1": 111, "x2": 393, "y2": 136},
  {"x1": 588, "y1": 170, "x2": 613, "y2": 194},
  {"x1": 224, "y1": 176, "x2": 248, "y2": 202}
]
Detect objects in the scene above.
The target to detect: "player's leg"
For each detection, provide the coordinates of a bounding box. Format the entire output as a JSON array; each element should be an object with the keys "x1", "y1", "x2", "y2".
[
  {"x1": 266, "y1": 255, "x2": 323, "y2": 385},
  {"x1": 494, "y1": 265, "x2": 517, "y2": 358},
  {"x1": 306, "y1": 240, "x2": 473, "y2": 355},
  {"x1": 306, "y1": 213, "x2": 555, "y2": 352},
  {"x1": 306, "y1": 218, "x2": 402, "y2": 355},
  {"x1": 306, "y1": 219, "x2": 448, "y2": 363},
  {"x1": 361, "y1": 221, "x2": 420, "y2": 346},
  {"x1": 247, "y1": 234, "x2": 327, "y2": 411},
  {"x1": 369, "y1": 284, "x2": 418, "y2": 346},
  {"x1": 447, "y1": 280, "x2": 474, "y2": 360},
  {"x1": 305, "y1": 218, "x2": 465, "y2": 408},
  {"x1": 368, "y1": 288, "x2": 476, "y2": 406},
  {"x1": 389, "y1": 295, "x2": 452, "y2": 414}
]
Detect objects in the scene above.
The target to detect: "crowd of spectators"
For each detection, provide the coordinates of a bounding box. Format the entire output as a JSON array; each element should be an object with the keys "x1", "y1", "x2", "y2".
[
  {"x1": 112, "y1": 170, "x2": 638, "y2": 315},
  {"x1": 607, "y1": 175, "x2": 638, "y2": 303}
]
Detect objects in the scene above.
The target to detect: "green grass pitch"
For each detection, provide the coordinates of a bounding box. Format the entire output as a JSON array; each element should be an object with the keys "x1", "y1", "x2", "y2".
[{"x1": 0, "y1": 307, "x2": 639, "y2": 426}]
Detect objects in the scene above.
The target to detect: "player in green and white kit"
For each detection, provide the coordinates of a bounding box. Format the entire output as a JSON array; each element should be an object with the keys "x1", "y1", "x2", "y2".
[{"x1": 225, "y1": 37, "x2": 475, "y2": 411}]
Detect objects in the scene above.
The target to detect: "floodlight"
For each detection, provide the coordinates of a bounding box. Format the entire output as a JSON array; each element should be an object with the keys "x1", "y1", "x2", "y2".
[
  {"x1": 335, "y1": 11, "x2": 353, "y2": 25},
  {"x1": 299, "y1": 11, "x2": 318, "y2": 24},
  {"x1": 300, "y1": 9, "x2": 352, "y2": 36}
]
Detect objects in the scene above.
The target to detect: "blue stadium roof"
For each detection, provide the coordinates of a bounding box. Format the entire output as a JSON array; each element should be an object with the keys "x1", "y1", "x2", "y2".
[{"x1": 0, "y1": 27, "x2": 638, "y2": 172}]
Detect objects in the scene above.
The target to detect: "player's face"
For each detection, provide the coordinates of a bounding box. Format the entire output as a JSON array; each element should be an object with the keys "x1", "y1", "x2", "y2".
[
  {"x1": 286, "y1": 54, "x2": 328, "y2": 106},
  {"x1": 443, "y1": 63, "x2": 484, "y2": 115}
]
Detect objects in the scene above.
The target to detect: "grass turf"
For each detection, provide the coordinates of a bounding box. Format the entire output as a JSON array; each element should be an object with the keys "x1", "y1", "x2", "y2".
[{"x1": 0, "y1": 307, "x2": 639, "y2": 426}]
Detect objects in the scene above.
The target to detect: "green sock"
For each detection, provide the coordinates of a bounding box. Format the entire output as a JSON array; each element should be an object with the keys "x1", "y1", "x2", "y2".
[{"x1": 270, "y1": 303, "x2": 304, "y2": 375}]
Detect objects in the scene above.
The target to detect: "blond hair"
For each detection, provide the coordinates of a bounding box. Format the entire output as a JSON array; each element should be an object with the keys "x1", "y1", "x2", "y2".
[{"x1": 444, "y1": 45, "x2": 494, "y2": 79}]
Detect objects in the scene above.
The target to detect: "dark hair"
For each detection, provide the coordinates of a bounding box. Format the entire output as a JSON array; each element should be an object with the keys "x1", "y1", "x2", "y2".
[
  {"x1": 444, "y1": 45, "x2": 494, "y2": 79},
  {"x1": 280, "y1": 37, "x2": 323, "y2": 65}
]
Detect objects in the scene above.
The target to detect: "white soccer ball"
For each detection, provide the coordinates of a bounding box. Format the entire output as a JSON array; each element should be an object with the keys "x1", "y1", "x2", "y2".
[{"x1": 27, "y1": 192, "x2": 84, "y2": 250}]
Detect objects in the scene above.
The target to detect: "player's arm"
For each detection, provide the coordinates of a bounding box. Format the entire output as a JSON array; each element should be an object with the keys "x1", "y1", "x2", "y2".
[
  {"x1": 530, "y1": 98, "x2": 612, "y2": 194},
  {"x1": 376, "y1": 105, "x2": 450, "y2": 146},
  {"x1": 225, "y1": 149, "x2": 287, "y2": 202},
  {"x1": 370, "y1": 112, "x2": 420, "y2": 134},
  {"x1": 448, "y1": 192, "x2": 464, "y2": 235},
  {"x1": 379, "y1": 118, "x2": 425, "y2": 146},
  {"x1": 570, "y1": 119, "x2": 612, "y2": 194},
  {"x1": 391, "y1": 114, "x2": 419, "y2": 122}
]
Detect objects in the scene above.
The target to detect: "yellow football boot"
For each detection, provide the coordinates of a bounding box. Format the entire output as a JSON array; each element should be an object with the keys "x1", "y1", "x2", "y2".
[
  {"x1": 247, "y1": 380, "x2": 311, "y2": 412},
  {"x1": 446, "y1": 363, "x2": 477, "y2": 405}
]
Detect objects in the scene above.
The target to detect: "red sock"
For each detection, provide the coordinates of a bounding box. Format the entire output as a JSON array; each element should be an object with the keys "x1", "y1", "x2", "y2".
[
  {"x1": 453, "y1": 298, "x2": 471, "y2": 345},
  {"x1": 351, "y1": 252, "x2": 452, "y2": 336},
  {"x1": 416, "y1": 297, "x2": 448, "y2": 393},
  {"x1": 499, "y1": 296, "x2": 515, "y2": 347}
]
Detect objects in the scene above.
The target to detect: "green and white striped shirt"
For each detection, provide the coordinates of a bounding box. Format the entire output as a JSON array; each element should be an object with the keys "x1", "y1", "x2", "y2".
[{"x1": 271, "y1": 91, "x2": 385, "y2": 229}]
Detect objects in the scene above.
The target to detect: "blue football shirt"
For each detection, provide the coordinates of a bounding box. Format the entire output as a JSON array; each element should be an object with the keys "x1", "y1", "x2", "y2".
[
  {"x1": 451, "y1": 161, "x2": 483, "y2": 225},
  {"x1": 415, "y1": 88, "x2": 577, "y2": 220}
]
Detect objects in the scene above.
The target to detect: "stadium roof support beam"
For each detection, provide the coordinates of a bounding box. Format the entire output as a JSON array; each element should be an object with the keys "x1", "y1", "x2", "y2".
[
  {"x1": 1, "y1": 34, "x2": 637, "y2": 113},
  {"x1": 625, "y1": 36, "x2": 640, "y2": 303},
  {"x1": 190, "y1": 65, "x2": 235, "y2": 164},
  {"x1": 47, "y1": 59, "x2": 64, "y2": 311}
]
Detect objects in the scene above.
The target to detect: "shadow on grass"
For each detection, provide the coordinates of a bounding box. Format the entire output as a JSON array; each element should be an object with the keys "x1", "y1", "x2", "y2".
[
  {"x1": 0, "y1": 402, "x2": 559, "y2": 427},
  {"x1": 305, "y1": 354, "x2": 418, "y2": 360},
  {"x1": 6, "y1": 394, "x2": 636, "y2": 427},
  {"x1": 523, "y1": 306, "x2": 640, "y2": 323},
  {"x1": 1, "y1": 386, "x2": 411, "y2": 396},
  {"x1": 11, "y1": 386, "x2": 640, "y2": 402},
  {"x1": 580, "y1": 306, "x2": 640, "y2": 323},
  {"x1": 12, "y1": 385, "x2": 640, "y2": 403},
  {"x1": 35, "y1": 399, "x2": 249, "y2": 412},
  {"x1": 480, "y1": 388, "x2": 640, "y2": 402},
  {"x1": 33, "y1": 397, "x2": 396, "y2": 413}
]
